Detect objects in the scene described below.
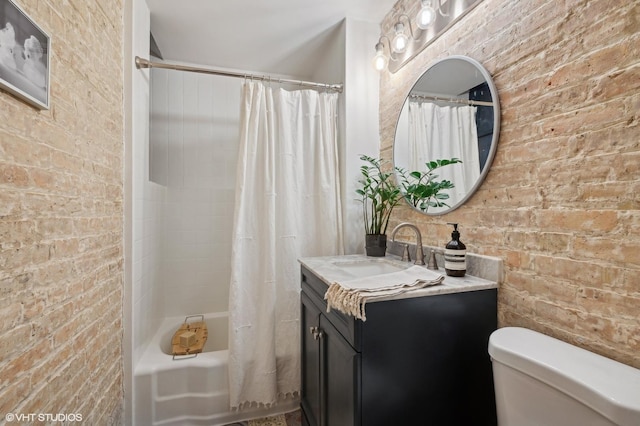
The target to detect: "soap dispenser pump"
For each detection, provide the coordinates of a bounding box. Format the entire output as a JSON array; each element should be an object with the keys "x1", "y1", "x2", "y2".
[{"x1": 445, "y1": 223, "x2": 466, "y2": 277}]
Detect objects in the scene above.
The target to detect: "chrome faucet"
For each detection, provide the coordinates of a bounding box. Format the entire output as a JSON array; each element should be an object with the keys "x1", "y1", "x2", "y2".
[{"x1": 390, "y1": 222, "x2": 425, "y2": 265}]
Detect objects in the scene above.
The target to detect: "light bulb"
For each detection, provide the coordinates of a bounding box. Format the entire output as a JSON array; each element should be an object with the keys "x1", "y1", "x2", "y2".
[
  {"x1": 416, "y1": 1, "x2": 436, "y2": 29},
  {"x1": 391, "y1": 23, "x2": 409, "y2": 53},
  {"x1": 373, "y1": 52, "x2": 388, "y2": 72},
  {"x1": 372, "y1": 42, "x2": 388, "y2": 71}
]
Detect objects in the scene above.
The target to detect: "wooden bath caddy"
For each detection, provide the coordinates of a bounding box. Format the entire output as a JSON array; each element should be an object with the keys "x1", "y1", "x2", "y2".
[{"x1": 171, "y1": 315, "x2": 208, "y2": 359}]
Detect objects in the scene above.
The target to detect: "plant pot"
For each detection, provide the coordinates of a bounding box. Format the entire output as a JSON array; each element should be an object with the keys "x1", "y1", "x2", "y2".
[{"x1": 365, "y1": 234, "x2": 387, "y2": 257}]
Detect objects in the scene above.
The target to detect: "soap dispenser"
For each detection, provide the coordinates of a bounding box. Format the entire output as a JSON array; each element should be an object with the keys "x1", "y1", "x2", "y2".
[{"x1": 445, "y1": 223, "x2": 466, "y2": 277}]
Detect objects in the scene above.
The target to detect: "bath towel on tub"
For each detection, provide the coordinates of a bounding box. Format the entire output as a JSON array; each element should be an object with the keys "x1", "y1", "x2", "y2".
[{"x1": 324, "y1": 265, "x2": 444, "y2": 321}]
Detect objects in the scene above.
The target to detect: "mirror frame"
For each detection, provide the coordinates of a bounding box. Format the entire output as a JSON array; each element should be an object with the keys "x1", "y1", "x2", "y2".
[{"x1": 393, "y1": 55, "x2": 501, "y2": 216}]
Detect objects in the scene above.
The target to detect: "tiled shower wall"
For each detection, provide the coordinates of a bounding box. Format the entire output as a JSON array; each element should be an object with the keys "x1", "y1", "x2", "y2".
[
  {"x1": 380, "y1": 0, "x2": 639, "y2": 367},
  {"x1": 150, "y1": 68, "x2": 241, "y2": 316}
]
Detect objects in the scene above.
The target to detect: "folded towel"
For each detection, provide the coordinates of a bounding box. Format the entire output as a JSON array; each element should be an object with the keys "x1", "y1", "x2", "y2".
[{"x1": 324, "y1": 265, "x2": 444, "y2": 321}]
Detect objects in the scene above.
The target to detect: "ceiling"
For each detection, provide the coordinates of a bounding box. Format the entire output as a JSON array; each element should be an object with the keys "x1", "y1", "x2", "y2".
[{"x1": 146, "y1": 0, "x2": 397, "y2": 79}]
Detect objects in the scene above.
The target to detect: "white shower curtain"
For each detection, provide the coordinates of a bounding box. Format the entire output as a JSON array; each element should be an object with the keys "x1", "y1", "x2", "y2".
[
  {"x1": 228, "y1": 81, "x2": 343, "y2": 409},
  {"x1": 408, "y1": 101, "x2": 480, "y2": 211}
]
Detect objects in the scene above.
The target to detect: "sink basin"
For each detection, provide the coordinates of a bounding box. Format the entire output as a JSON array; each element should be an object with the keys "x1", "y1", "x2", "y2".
[{"x1": 331, "y1": 259, "x2": 407, "y2": 279}]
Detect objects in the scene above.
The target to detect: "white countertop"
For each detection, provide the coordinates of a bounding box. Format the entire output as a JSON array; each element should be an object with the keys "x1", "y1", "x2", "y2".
[{"x1": 299, "y1": 254, "x2": 499, "y2": 303}]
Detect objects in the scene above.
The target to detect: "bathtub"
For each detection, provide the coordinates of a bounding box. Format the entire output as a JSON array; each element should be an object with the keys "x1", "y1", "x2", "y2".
[{"x1": 134, "y1": 312, "x2": 298, "y2": 426}]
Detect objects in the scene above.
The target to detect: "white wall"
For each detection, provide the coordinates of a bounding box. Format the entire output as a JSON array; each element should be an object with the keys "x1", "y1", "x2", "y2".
[
  {"x1": 309, "y1": 17, "x2": 384, "y2": 254},
  {"x1": 150, "y1": 69, "x2": 241, "y2": 316},
  {"x1": 125, "y1": 0, "x2": 166, "y2": 423},
  {"x1": 123, "y1": 1, "x2": 134, "y2": 423},
  {"x1": 342, "y1": 18, "x2": 383, "y2": 254},
  {"x1": 130, "y1": 0, "x2": 166, "y2": 371},
  {"x1": 310, "y1": 20, "x2": 346, "y2": 86}
]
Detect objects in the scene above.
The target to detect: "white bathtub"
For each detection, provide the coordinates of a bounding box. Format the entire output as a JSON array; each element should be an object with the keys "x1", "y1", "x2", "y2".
[{"x1": 133, "y1": 312, "x2": 298, "y2": 426}]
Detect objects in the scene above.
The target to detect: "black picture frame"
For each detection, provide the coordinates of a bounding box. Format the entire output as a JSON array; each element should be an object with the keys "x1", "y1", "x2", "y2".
[{"x1": 0, "y1": 0, "x2": 50, "y2": 109}]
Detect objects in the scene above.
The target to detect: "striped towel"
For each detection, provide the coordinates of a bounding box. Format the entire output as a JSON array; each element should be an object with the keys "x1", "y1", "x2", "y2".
[{"x1": 324, "y1": 265, "x2": 444, "y2": 321}]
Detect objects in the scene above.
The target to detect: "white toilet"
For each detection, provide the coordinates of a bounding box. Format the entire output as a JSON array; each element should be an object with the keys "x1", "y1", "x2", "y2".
[{"x1": 489, "y1": 327, "x2": 640, "y2": 426}]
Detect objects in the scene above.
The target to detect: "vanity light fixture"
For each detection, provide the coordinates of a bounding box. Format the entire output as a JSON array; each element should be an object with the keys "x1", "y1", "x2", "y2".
[{"x1": 374, "y1": 0, "x2": 484, "y2": 73}]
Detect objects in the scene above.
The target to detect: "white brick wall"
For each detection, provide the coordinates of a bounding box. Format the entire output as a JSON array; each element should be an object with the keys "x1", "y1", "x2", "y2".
[{"x1": 0, "y1": 0, "x2": 124, "y2": 422}]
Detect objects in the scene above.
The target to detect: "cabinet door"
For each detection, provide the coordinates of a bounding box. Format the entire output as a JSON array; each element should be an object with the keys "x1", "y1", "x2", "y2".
[
  {"x1": 301, "y1": 293, "x2": 322, "y2": 426},
  {"x1": 321, "y1": 314, "x2": 361, "y2": 426}
]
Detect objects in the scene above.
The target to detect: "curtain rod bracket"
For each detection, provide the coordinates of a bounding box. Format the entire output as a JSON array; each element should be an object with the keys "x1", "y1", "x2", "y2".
[{"x1": 135, "y1": 56, "x2": 151, "y2": 69}]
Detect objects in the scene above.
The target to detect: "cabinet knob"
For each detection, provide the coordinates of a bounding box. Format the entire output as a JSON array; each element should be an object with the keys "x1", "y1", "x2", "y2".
[{"x1": 309, "y1": 326, "x2": 323, "y2": 340}]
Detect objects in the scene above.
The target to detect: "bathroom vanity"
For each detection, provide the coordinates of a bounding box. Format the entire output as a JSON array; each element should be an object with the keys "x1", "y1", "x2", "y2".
[{"x1": 299, "y1": 255, "x2": 500, "y2": 426}]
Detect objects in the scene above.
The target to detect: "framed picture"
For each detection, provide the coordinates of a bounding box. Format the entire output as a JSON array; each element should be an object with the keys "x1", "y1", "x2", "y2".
[{"x1": 0, "y1": 0, "x2": 50, "y2": 109}]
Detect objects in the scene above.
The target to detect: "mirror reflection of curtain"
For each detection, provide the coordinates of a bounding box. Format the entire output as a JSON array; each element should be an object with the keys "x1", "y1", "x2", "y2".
[
  {"x1": 229, "y1": 81, "x2": 344, "y2": 409},
  {"x1": 408, "y1": 101, "x2": 480, "y2": 211}
]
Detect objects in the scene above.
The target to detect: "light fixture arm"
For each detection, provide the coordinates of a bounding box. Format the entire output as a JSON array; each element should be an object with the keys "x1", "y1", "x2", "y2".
[
  {"x1": 395, "y1": 14, "x2": 420, "y2": 41},
  {"x1": 437, "y1": 0, "x2": 450, "y2": 17}
]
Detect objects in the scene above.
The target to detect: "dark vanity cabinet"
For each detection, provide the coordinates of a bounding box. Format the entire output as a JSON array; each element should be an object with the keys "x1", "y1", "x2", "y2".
[{"x1": 300, "y1": 265, "x2": 498, "y2": 426}]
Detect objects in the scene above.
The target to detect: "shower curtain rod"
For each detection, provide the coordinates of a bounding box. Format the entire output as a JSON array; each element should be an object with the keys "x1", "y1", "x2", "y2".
[
  {"x1": 135, "y1": 57, "x2": 343, "y2": 93},
  {"x1": 409, "y1": 93, "x2": 493, "y2": 107}
]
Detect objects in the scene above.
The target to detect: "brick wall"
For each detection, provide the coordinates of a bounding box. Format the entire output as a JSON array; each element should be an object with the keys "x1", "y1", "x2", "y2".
[
  {"x1": 0, "y1": 0, "x2": 124, "y2": 423},
  {"x1": 380, "y1": 0, "x2": 639, "y2": 367}
]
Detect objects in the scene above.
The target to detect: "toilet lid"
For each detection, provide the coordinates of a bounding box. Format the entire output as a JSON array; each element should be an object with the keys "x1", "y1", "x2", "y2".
[{"x1": 489, "y1": 327, "x2": 640, "y2": 426}]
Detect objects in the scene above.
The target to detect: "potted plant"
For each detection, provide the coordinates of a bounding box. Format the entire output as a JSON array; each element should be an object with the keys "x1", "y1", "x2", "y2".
[
  {"x1": 356, "y1": 155, "x2": 403, "y2": 256},
  {"x1": 356, "y1": 155, "x2": 463, "y2": 257},
  {"x1": 396, "y1": 158, "x2": 463, "y2": 212}
]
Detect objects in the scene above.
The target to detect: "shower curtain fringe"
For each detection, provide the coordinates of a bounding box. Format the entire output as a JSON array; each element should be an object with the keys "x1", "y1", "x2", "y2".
[{"x1": 135, "y1": 56, "x2": 343, "y2": 93}]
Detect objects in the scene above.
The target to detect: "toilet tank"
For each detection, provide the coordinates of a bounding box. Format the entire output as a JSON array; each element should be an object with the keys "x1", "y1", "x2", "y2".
[{"x1": 488, "y1": 327, "x2": 640, "y2": 426}]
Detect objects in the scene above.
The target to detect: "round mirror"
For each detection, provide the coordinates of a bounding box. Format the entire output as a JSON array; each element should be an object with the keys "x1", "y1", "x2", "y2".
[{"x1": 393, "y1": 55, "x2": 500, "y2": 215}]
